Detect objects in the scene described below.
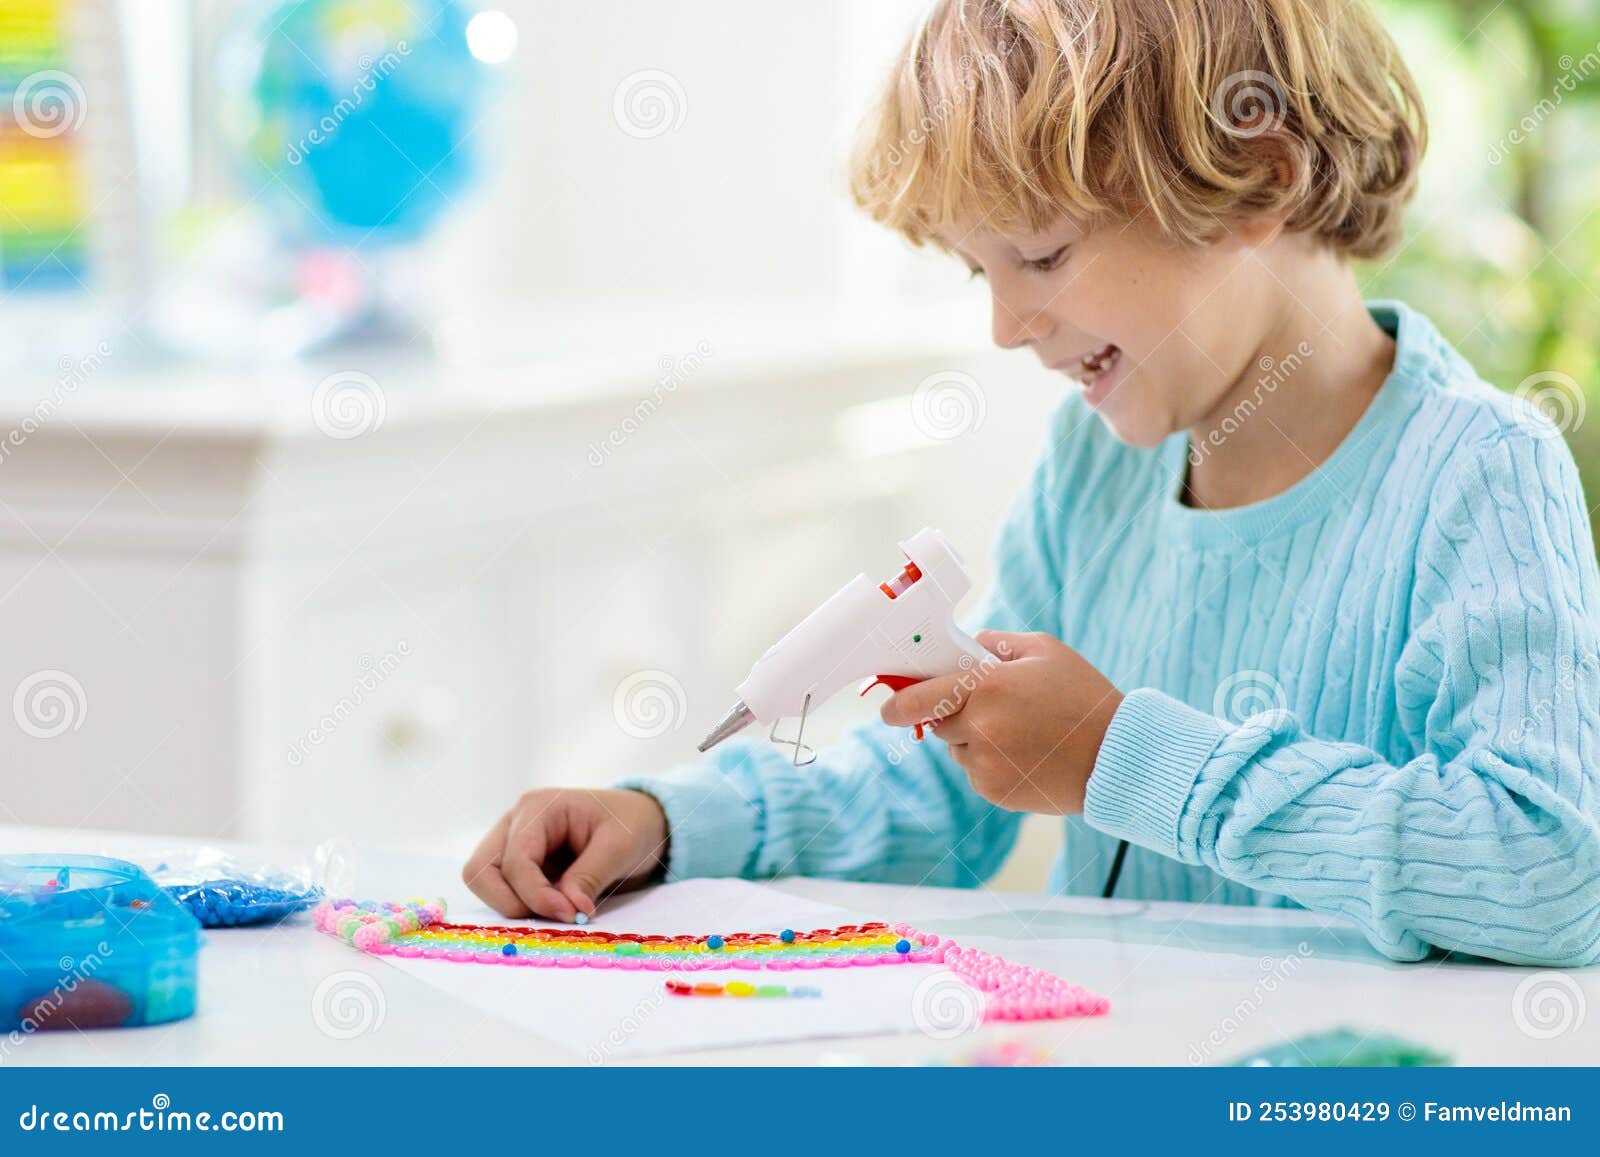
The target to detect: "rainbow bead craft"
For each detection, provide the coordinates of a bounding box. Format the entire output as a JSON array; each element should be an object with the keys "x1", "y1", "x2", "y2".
[{"x1": 314, "y1": 898, "x2": 1109, "y2": 1023}]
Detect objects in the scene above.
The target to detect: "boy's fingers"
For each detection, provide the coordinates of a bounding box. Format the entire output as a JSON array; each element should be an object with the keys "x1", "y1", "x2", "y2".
[
  {"x1": 975, "y1": 629, "x2": 1050, "y2": 659},
  {"x1": 502, "y1": 804, "x2": 578, "y2": 922},
  {"x1": 926, "y1": 712, "x2": 975, "y2": 745},
  {"x1": 462, "y1": 815, "x2": 533, "y2": 918},
  {"x1": 555, "y1": 824, "x2": 639, "y2": 918},
  {"x1": 879, "y1": 672, "x2": 972, "y2": 727}
]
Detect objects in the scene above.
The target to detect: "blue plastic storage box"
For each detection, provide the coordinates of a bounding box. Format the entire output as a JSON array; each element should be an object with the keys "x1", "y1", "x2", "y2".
[{"x1": 0, "y1": 854, "x2": 202, "y2": 1033}]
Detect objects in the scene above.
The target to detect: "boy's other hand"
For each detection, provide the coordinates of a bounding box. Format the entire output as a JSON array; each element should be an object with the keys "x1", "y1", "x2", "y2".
[
  {"x1": 462, "y1": 788, "x2": 669, "y2": 920},
  {"x1": 878, "y1": 629, "x2": 1123, "y2": 815}
]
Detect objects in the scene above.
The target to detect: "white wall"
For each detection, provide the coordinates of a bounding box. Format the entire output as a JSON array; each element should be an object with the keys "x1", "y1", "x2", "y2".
[{"x1": 421, "y1": 0, "x2": 966, "y2": 316}]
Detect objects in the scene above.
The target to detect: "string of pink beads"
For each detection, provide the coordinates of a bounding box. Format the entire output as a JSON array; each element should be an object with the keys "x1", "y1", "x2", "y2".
[
  {"x1": 314, "y1": 901, "x2": 1108, "y2": 1023},
  {"x1": 923, "y1": 936, "x2": 1110, "y2": 1020}
]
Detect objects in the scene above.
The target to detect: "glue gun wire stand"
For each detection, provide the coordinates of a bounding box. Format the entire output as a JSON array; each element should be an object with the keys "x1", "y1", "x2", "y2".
[{"x1": 694, "y1": 528, "x2": 994, "y2": 767}]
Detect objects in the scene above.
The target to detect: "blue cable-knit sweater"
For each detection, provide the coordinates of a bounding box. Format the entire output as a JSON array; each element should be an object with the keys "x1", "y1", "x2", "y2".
[{"x1": 619, "y1": 302, "x2": 1600, "y2": 966}]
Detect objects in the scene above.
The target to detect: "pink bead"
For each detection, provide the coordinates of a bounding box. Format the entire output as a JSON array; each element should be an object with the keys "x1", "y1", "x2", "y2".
[
  {"x1": 767, "y1": 960, "x2": 794, "y2": 972},
  {"x1": 446, "y1": 951, "x2": 474, "y2": 963},
  {"x1": 589, "y1": 956, "x2": 613, "y2": 969},
  {"x1": 922, "y1": 934, "x2": 940, "y2": 947}
]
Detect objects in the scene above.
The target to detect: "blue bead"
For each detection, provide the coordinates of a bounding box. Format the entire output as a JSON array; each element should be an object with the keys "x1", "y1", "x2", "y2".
[
  {"x1": 779, "y1": 929, "x2": 795, "y2": 943},
  {"x1": 706, "y1": 935, "x2": 724, "y2": 949},
  {"x1": 895, "y1": 939, "x2": 911, "y2": 954},
  {"x1": 573, "y1": 912, "x2": 589, "y2": 926},
  {"x1": 501, "y1": 944, "x2": 517, "y2": 957}
]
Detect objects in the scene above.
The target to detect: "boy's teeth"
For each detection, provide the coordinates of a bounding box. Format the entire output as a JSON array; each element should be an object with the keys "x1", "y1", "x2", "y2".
[{"x1": 1074, "y1": 344, "x2": 1120, "y2": 380}]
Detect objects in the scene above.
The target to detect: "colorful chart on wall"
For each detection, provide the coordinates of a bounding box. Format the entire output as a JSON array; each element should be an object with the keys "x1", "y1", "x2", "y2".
[{"x1": 0, "y1": 0, "x2": 137, "y2": 297}]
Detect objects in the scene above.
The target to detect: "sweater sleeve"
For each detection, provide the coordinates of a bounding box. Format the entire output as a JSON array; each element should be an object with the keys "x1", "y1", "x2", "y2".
[
  {"x1": 613, "y1": 407, "x2": 1077, "y2": 886},
  {"x1": 1084, "y1": 429, "x2": 1600, "y2": 965}
]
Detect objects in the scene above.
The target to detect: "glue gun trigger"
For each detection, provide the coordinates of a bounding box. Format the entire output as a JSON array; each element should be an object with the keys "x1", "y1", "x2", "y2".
[{"x1": 858, "y1": 674, "x2": 935, "y2": 742}]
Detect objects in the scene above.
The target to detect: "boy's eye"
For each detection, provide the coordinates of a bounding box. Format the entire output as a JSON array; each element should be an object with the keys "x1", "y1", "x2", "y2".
[{"x1": 1023, "y1": 245, "x2": 1071, "y2": 273}]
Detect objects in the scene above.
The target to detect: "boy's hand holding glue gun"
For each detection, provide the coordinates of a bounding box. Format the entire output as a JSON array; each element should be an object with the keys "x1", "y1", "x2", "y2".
[
  {"x1": 695, "y1": 527, "x2": 1122, "y2": 815},
  {"x1": 877, "y1": 626, "x2": 1121, "y2": 815}
]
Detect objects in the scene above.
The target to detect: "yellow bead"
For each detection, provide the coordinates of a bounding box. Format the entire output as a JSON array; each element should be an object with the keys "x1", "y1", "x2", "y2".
[{"x1": 725, "y1": 982, "x2": 756, "y2": 997}]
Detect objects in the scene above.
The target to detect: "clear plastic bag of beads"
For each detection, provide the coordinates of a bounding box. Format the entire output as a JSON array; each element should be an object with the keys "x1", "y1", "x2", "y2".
[{"x1": 142, "y1": 847, "x2": 325, "y2": 928}]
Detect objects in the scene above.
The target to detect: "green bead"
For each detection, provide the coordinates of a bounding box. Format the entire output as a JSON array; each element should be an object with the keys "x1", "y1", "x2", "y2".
[
  {"x1": 614, "y1": 942, "x2": 642, "y2": 955},
  {"x1": 755, "y1": 985, "x2": 788, "y2": 998}
]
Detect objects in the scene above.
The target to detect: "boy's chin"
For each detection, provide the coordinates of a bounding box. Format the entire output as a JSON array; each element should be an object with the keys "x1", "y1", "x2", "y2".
[{"x1": 1093, "y1": 409, "x2": 1170, "y2": 450}]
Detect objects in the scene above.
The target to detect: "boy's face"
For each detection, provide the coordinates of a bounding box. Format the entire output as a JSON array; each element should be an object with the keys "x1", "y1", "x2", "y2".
[{"x1": 940, "y1": 216, "x2": 1282, "y2": 448}]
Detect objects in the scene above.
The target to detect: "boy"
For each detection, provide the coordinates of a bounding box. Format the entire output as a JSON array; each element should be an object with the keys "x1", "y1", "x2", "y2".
[{"x1": 465, "y1": 0, "x2": 1600, "y2": 966}]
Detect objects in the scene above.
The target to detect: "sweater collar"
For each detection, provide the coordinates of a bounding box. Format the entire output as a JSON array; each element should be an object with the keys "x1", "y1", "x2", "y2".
[{"x1": 1155, "y1": 301, "x2": 1428, "y2": 549}]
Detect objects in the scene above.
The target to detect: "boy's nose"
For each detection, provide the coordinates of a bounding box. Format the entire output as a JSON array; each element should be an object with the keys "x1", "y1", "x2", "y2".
[{"x1": 991, "y1": 294, "x2": 1052, "y2": 350}]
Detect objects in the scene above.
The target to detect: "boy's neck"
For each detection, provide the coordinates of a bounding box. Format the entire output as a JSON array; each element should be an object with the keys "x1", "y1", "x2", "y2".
[{"x1": 1182, "y1": 250, "x2": 1396, "y2": 512}]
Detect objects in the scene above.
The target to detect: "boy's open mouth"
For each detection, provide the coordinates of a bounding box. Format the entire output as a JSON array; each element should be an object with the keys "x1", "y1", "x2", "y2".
[{"x1": 1063, "y1": 344, "x2": 1121, "y2": 386}]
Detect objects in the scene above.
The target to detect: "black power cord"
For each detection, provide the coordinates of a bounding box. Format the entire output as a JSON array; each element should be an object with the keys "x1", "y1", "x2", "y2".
[{"x1": 1101, "y1": 838, "x2": 1130, "y2": 898}]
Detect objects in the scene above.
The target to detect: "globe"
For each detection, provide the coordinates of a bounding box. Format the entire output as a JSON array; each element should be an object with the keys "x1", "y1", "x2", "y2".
[{"x1": 224, "y1": 0, "x2": 486, "y2": 247}]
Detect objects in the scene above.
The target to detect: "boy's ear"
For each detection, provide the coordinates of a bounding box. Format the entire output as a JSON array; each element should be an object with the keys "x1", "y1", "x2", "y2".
[
  {"x1": 1234, "y1": 210, "x2": 1290, "y2": 248},
  {"x1": 1233, "y1": 138, "x2": 1299, "y2": 247}
]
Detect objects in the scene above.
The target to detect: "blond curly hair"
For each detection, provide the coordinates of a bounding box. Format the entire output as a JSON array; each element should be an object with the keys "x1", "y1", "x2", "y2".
[{"x1": 850, "y1": 0, "x2": 1426, "y2": 259}]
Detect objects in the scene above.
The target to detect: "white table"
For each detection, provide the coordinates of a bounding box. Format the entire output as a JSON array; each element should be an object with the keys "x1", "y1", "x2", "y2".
[{"x1": 4, "y1": 825, "x2": 1595, "y2": 1065}]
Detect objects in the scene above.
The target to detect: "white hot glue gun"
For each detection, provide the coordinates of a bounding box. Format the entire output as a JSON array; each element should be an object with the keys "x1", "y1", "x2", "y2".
[{"x1": 696, "y1": 528, "x2": 997, "y2": 763}]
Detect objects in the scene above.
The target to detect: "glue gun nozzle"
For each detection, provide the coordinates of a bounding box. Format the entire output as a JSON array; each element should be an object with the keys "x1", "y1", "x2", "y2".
[{"x1": 697, "y1": 701, "x2": 755, "y2": 753}]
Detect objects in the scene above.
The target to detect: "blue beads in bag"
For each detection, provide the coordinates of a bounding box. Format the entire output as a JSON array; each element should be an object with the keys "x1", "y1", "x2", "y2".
[
  {"x1": 146, "y1": 849, "x2": 323, "y2": 928},
  {"x1": 0, "y1": 855, "x2": 201, "y2": 1033}
]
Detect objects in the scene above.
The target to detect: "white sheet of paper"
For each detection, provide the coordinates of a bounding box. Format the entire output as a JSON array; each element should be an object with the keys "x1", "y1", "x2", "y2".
[{"x1": 378, "y1": 879, "x2": 960, "y2": 1058}]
